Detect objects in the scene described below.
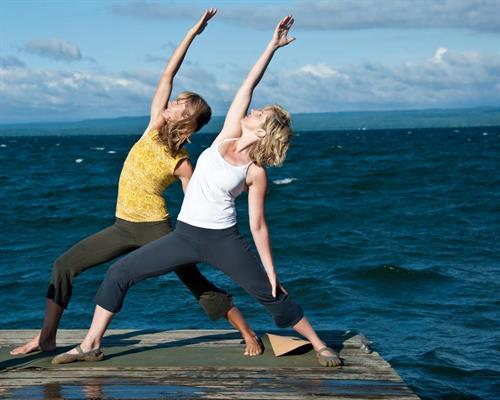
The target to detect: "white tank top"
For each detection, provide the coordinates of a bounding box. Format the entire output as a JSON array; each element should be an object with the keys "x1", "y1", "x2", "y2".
[{"x1": 177, "y1": 138, "x2": 253, "y2": 229}]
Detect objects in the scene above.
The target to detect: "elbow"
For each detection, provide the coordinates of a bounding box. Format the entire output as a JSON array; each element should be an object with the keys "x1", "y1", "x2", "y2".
[
  {"x1": 161, "y1": 73, "x2": 174, "y2": 84},
  {"x1": 239, "y1": 82, "x2": 253, "y2": 93},
  {"x1": 249, "y1": 220, "x2": 266, "y2": 235}
]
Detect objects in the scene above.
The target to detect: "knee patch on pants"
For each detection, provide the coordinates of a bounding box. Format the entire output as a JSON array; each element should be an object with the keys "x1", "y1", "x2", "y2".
[{"x1": 198, "y1": 291, "x2": 234, "y2": 321}]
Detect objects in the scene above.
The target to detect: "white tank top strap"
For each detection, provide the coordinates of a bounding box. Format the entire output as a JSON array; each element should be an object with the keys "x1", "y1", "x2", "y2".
[
  {"x1": 214, "y1": 137, "x2": 253, "y2": 170},
  {"x1": 212, "y1": 137, "x2": 237, "y2": 148}
]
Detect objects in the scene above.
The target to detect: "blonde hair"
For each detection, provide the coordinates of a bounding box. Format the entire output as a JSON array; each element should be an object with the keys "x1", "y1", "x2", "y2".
[
  {"x1": 158, "y1": 91, "x2": 211, "y2": 156},
  {"x1": 249, "y1": 105, "x2": 292, "y2": 167}
]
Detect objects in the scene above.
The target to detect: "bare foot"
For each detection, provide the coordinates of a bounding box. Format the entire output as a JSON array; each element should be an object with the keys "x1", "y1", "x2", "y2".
[
  {"x1": 10, "y1": 334, "x2": 56, "y2": 355},
  {"x1": 243, "y1": 335, "x2": 263, "y2": 357}
]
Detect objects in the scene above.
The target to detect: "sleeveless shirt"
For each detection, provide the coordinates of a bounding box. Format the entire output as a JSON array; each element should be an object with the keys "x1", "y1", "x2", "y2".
[
  {"x1": 115, "y1": 130, "x2": 188, "y2": 222},
  {"x1": 177, "y1": 138, "x2": 252, "y2": 229}
]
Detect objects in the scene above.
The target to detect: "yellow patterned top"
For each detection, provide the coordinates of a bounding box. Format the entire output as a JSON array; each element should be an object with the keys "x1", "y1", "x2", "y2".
[{"x1": 115, "y1": 130, "x2": 189, "y2": 222}]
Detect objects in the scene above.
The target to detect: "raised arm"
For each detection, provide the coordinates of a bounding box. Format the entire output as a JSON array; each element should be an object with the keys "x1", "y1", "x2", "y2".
[
  {"x1": 214, "y1": 15, "x2": 295, "y2": 143},
  {"x1": 146, "y1": 8, "x2": 217, "y2": 133}
]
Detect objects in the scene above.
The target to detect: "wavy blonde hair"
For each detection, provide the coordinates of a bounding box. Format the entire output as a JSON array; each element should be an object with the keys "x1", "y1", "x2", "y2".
[
  {"x1": 249, "y1": 105, "x2": 292, "y2": 167},
  {"x1": 157, "y1": 91, "x2": 211, "y2": 156}
]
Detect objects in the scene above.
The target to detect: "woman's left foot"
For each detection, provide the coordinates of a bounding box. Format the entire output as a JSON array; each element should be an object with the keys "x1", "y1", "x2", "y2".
[
  {"x1": 243, "y1": 335, "x2": 264, "y2": 356},
  {"x1": 316, "y1": 346, "x2": 342, "y2": 367},
  {"x1": 52, "y1": 344, "x2": 103, "y2": 365}
]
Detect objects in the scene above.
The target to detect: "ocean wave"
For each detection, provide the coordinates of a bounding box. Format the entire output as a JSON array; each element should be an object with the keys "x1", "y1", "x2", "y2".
[
  {"x1": 391, "y1": 352, "x2": 499, "y2": 380},
  {"x1": 335, "y1": 264, "x2": 453, "y2": 283},
  {"x1": 273, "y1": 178, "x2": 297, "y2": 185}
]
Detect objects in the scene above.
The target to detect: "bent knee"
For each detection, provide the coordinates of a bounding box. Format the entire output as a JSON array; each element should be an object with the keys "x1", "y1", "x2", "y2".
[
  {"x1": 105, "y1": 262, "x2": 125, "y2": 282},
  {"x1": 52, "y1": 255, "x2": 75, "y2": 278},
  {"x1": 199, "y1": 291, "x2": 234, "y2": 321}
]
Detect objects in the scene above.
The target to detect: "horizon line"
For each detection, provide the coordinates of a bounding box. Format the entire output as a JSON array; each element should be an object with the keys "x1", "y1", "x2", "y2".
[{"x1": 1, "y1": 105, "x2": 499, "y2": 127}]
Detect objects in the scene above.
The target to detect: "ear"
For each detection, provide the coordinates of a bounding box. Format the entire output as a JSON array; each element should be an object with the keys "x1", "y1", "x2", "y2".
[{"x1": 256, "y1": 128, "x2": 266, "y2": 139}]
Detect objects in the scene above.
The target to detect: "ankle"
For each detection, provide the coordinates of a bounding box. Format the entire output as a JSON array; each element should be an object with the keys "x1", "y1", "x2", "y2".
[
  {"x1": 312, "y1": 340, "x2": 327, "y2": 352},
  {"x1": 81, "y1": 338, "x2": 101, "y2": 351},
  {"x1": 39, "y1": 332, "x2": 56, "y2": 344},
  {"x1": 241, "y1": 330, "x2": 257, "y2": 340}
]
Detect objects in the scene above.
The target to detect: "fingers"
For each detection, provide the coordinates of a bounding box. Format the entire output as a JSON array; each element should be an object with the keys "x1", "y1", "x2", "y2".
[
  {"x1": 204, "y1": 7, "x2": 217, "y2": 21},
  {"x1": 274, "y1": 14, "x2": 296, "y2": 46},
  {"x1": 194, "y1": 8, "x2": 217, "y2": 35},
  {"x1": 207, "y1": 7, "x2": 217, "y2": 20},
  {"x1": 278, "y1": 15, "x2": 294, "y2": 29},
  {"x1": 271, "y1": 282, "x2": 277, "y2": 298},
  {"x1": 199, "y1": 8, "x2": 217, "y2": 24}
]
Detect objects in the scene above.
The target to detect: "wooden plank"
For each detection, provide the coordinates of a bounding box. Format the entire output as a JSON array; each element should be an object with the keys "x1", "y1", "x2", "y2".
[
  {"x1": 0, "y1": 329, "x2": 364, "y2": 347},
  {"x1": 0, "y1": 330, "x2": 420, "y2": 399}
]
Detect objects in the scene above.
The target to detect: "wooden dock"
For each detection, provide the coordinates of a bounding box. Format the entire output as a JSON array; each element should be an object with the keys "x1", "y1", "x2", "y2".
[{"x1": 0, "y1": 329, "x2": 419, "y2": 399}]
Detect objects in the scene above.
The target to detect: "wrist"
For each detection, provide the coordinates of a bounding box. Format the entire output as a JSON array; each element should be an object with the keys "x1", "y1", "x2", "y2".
[
  {"x1": 266, "y1": 269, "x2": 277, "y2": 279},
  {"x1": 267, "y1": 42, "x2": 279, "y2": 52},
  {"x1": 186, "y1": 28, "x2": 198, "y2": 39}
]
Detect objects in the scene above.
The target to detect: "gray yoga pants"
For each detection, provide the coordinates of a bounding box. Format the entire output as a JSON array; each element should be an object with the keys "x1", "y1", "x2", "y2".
[
  {"x1": 96, "y1": 221, "x2": 304, "y2": 328},
  {"x1": 47, "y1": 218, "x2": 233, "y2": 320}
]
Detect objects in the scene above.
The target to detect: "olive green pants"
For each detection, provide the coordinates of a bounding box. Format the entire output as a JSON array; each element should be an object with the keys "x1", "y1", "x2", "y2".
[{"x1": 46, "y1": 218, "x2": 233, "y2": 320}]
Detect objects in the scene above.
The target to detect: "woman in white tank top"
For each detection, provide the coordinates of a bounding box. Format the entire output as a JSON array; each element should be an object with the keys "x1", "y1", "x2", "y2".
[{"x1": 54, "y1": 14, "x2": 341, "y2": 368}]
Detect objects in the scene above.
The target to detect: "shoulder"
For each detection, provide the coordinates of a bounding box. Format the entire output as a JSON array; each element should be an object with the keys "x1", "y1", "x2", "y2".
[
  {"x1": 246, "y1": 163, "x2": 267, "y2": 186},
  {"x1": 176, "y1": 147, "x2": 189, "y2": 159},
  {"x1": 141, "y1": 116, "x2": 164, "y2": 138},
  {"x1": 212, "y1": 129, "x2": 242, "y2": 147},
  {"x1": 171, "y1": 148, "x2": 190, "y2": 172},
  {"x1": 211, "y1": 136, "x2": 234, "y2": 148},
  {"x1": 173, "y1": 157, "x2": 193, "y2": 178}
]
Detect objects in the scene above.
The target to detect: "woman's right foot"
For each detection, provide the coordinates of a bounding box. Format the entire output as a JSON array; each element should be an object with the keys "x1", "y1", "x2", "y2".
[
  {"x1": 10, "y1": 334, "x2": 56, "y2": 355},
  {"x1": 316, "y1": 346, "x2": 342, "y2": 367}
]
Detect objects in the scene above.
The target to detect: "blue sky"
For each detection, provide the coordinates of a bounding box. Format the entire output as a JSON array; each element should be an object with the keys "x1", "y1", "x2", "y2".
[{"x1": 1, "y1": 0, "x2": 499, "y2": 123}]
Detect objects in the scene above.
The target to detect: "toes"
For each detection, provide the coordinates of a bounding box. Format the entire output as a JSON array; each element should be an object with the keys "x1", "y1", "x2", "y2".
[{"x1": 10, "y1": 343, "x2": 40, "y2": 355}]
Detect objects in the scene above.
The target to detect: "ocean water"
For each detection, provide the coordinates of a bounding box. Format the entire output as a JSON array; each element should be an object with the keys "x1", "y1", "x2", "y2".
[{"x1": 1, "y1": 126, "x2": 499, "y2": 399}]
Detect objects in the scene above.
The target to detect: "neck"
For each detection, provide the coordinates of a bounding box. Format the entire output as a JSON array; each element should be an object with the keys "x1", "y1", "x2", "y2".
[{"x1": 235, "y1": 130, "x2": 259, "y2": 153}]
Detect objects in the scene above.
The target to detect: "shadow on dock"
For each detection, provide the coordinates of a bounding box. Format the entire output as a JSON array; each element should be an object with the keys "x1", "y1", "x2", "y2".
[{"x1": 0, "y1": 329, "x2": 420, "y2": 399}]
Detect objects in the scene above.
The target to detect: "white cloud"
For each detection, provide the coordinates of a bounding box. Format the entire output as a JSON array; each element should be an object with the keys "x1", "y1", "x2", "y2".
[
  {"x1": 23, "y1": 38, "x2": 83, "y2": 61},
  {"x1": 434, "y1": 48, "x2": 448, "y2": 62},
  {"x1": 110, "y1": 0, "x2": 500, "y2": 33},
  {"x1": 0, "y1": 49, "x2": 498, "y2": 123},
  {"x1": 265, "y1": 48, "x2": 500, "y2": 112},
  {"x1": 0, "y1": 62, "x2": 231, "y2": 123},
  {"x1": 0, "y1": 67, "x2": 152, "y2": 122},
  {"x1": 295, "y1": 64, "x2": 347, "y2": 79}
]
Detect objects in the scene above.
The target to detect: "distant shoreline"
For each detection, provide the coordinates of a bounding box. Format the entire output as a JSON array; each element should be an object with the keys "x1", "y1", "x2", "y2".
[{"x1": 1, "y1": 106, "x2": 499, "y2": 136}]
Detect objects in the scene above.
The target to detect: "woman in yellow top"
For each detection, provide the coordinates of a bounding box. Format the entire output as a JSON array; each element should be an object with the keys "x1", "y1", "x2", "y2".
[{"x1": 11, "y1": 9, "x2": 262, "y2": 357}]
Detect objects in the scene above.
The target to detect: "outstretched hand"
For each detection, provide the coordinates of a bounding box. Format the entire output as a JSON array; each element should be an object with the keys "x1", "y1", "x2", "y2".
[
  {"x1": 271, "y1": 15, "x2": 295, "y2": 48},
  {"x1": 191, "y1": 8, "x2": 217, "y2": 35}
]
